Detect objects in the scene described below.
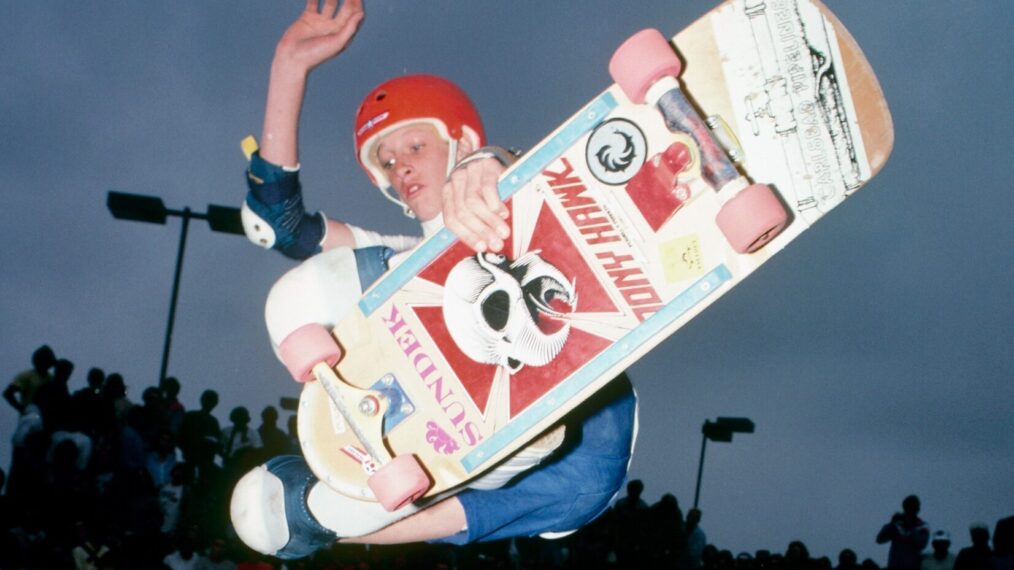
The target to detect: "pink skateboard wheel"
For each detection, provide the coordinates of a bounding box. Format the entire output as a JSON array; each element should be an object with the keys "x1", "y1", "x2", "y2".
[
  {"x1": 715, "y1": 183, "x2": 790, "y2": 253},
  {"x1": 609, "y1": 29, "x2": 683, "y2": 104},
  {"x1": 368, "y1": 454, "x2": 431, "y2": 512},
  {"x1": 277, "y1": 323, "x2": 343, "y2": 383}
]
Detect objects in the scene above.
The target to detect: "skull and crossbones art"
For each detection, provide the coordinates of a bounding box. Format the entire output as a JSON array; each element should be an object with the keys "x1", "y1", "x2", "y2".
[{"x1": 442, "y1": 251, "x2": 577, "y2": 373}]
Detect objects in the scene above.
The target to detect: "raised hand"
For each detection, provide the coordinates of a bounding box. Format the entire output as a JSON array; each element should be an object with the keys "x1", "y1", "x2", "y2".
[{"x1": 275, "y1": 0, "x2": 365, "y2": 74}]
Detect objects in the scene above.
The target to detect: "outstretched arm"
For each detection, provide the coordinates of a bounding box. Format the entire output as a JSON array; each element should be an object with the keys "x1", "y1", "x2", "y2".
[
  {"x1": 260, "y1": 0, "x2": 364, "y2": 167},
  {"x1": 243, "y1": 1, "x2": 364, "y2": 257}
]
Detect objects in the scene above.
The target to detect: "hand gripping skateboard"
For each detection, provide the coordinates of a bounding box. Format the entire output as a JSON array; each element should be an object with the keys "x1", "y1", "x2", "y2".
[{"x1": 273, "y1": 0, "x2": 893, "y2": 513}]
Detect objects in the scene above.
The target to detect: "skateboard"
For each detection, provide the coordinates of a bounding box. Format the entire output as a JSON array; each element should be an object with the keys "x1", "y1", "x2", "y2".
[{"x1": 278, "y1": 0, "x2": 893, "y2": 511}]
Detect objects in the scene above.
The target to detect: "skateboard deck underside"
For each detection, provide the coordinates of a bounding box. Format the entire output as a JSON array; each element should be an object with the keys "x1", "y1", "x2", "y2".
[{"x1": 298, "y1": 0, "x2": 892, "y2": 502}]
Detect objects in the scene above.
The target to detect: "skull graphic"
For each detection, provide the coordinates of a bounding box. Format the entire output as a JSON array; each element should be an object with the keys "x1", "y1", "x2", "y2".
[{"x1": 442, "y1": 251, "x2": 577, "y2": 373}]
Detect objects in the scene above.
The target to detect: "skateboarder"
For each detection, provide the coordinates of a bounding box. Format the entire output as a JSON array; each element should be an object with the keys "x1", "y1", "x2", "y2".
[{"x1": 231, "y1": 0, "x2": 637, "y2": 559}]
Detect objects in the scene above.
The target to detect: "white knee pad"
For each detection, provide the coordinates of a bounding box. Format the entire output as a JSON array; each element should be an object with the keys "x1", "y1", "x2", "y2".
[
  {"x1": 231, "y1": 464, "x2": 291, "y2": 556},
  {"x1": 231, "y1": 458, "x2": 422, "y2": 558}
]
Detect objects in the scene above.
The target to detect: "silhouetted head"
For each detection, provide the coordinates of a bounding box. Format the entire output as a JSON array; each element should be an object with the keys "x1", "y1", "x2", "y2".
[
  {"x1": 660, "y1": 493, "x2": 679, "y2": 509},
  {"x1": 970, "y1": 522, "x2": 990, "y2": 547},
  {"x1": 31, "y1": 345, "x2": 56, "y2": 373},
  {"x1": 86, "y1": 368, "x2": 105, "y2": 389},
  {"x1": 261, "y1": 405, "x2": 279, "y2": 426},
  {"x1": 53, "y1": 359, "x2": 74, "y2": 384},
  {"x1": 786, "y1": 541, "x2": 810, "y2": 562},
  {"x1": 687, "y1": 507, "x2": 702, "y2": 526},
  {"x1": 200, "y1": 389, "x2": 219, "y2": 412},
  {"x1": 626, "y1": 479, "x2": 644, "y2": 498},
  {"x1": 230, "y1": 406, "x2": 251, "y2": 427},
  {"x1": 162, "y1": 376, "x2": 181, "y2": 399},
  {"x1": 838, "y1": 549, "x2": 857, "y2": 568},
  {"x1": 103, "y1": 373, "x2": 126, "y2": 397},
  {"x1": 902, "y1": 495, "x2": 921, "y2": 516},
  {"x1": 142, "y1": 386, "x2": 162, "y2": 407}
]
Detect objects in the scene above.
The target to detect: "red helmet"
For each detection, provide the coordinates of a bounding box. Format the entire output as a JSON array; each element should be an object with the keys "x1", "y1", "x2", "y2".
[{"x1": 354, "y1": 74, "x2": 485, "y2": 191}]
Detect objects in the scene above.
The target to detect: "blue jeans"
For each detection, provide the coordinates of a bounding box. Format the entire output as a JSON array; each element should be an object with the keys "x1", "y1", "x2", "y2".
[{"x1": 434, "y1": 375, "x2": 637, "y2": 544}]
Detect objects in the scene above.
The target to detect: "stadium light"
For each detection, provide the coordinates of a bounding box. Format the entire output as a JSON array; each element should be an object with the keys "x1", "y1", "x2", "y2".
[{"x1": 106, "y1": 191, "x2": 243, "y2": 386}]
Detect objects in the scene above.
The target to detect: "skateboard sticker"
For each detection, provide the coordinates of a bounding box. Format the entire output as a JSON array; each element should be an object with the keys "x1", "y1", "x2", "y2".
[
  {"x1": 585, "y1": 118, "x2": 648, "y2": 185},
  {"x1": 340, "y1": 445, "x2": 378, "y2": 475},
  {"x1": 411, "y1": 197, "x2": 618, "y2": 421},
  {"x1": 425, "y1": 421, "x2": 461, "y2": 455},
  {"x1": 711, "y1": 0, "x2": 870, "y2": 225},
  {"x1": 369, "y1": 373, "x2": 414, "y2": 434},
  {"x1": 660, "y1": 234, "x2": 706, "y2": 282}
]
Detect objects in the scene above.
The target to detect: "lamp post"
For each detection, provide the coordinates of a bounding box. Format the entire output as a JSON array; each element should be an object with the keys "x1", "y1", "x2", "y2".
[
  {"x1": 693, "y1": 416, "x2": 754, "y2": 508},
  {"x1": 106, "y1": 191, "x2": 244, "y2": 386}
]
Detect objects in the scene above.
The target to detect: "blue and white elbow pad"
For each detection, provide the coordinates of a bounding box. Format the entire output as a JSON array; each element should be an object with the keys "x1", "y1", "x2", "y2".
[{"x1": 242, "y1": 150, "x2": 326, "y2": 260}]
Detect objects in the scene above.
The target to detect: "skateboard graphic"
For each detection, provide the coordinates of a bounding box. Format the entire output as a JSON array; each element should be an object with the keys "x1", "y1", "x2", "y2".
[{"x1": 274, "y1": 0, "x2": 893, "y2": 512}]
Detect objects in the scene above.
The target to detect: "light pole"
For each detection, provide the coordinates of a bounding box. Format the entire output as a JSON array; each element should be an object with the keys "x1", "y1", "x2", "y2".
[
  {"x1": 106, "y1": 191, "x2": 244, "y2": 387},
  {"x1": 693, "y1": 416, "x2": 754, "y2": 508}
]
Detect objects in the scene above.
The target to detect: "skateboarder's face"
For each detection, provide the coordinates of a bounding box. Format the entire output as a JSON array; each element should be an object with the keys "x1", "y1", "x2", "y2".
[{"x1": 374, "y1": 124, "x2": 451, "y2": 221}]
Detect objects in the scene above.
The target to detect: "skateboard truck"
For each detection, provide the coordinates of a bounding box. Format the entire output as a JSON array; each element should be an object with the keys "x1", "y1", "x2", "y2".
[
  {"x1": 279, "y1": 323, "x2": 432, "y2": 511},
  {"x1": 609, "y1": 29, "x2": 790, "y2": 253}
]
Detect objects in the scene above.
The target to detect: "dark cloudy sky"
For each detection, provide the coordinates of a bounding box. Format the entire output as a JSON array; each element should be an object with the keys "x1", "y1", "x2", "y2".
[{"x1": 2, "y1": 1, "x2": 1011, "y2": 562}]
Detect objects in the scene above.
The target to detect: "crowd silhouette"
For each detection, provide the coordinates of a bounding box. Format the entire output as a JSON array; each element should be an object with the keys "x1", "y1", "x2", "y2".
[{"x1": 4, "y1": 345, "x2": 1013, "y2": 569}]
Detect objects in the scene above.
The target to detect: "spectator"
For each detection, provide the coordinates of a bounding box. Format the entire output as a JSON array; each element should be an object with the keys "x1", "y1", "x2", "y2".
[
  {"x1": 257, "y1": 405, "x2": 289, "y2": 458},
  {"x1": 221, "y1": 406, "x2": 262, "y2": 468},
  {"x1": 286, "y1": 413, "x2": 300, "y2": 452},
  {"x1": 839, "y1": 549, "x2": 861, "y2": 570},
  {"x1": 682, "y1": 507, "x2": 708, "y2": 570},
  {"x1": 877, "y1": 495, "x2": 930, "y2": 570},
  {"x1": 71, "y1": 367, "x2": 106, "y2": 435},
  {"x1": 613, "y1": 479, "x2": 650, "y2": 566},
  {"x1": 162, "y1": 376, "x2": 187, "y2": 437},
  {"x1": 159, "y1": 463, "x2": 188, "y2": 538},
  {"x1": 100, "y1": 373, "x2": 132, "y2": 428},
  {"x1": 648, "y1": 493, "x2": 684, "y2": 565},
  {"x1": 147, "y1": 430, "x2": 181, "y2": 488},
  {"x1": 138, "y1": 385, "x2": 171, "y2": 445},
  {"x1": 4, "y1": 344, "x2": 56, "y2": 414},
  {"x1": 994, "y1": 516, "x2": 1014, "y2": 570},
  {"x1": 785, "y1": 540, "x2": 812, "y2": 570},
  {"x1": 954, "y1": 523, "x2": 992, "y2": 570},
  {"x1": 180, "y1": 389, "x2": 222, "y2": 463},
  {"x1": 119, "y1": 406, "x2": 147, "y2": 472},
  {"x1": 923, "y1": 530, "x2": 956, "y2": 570},
  {"x1": 33, "y1": 357, "x2": 75, "y2": 432}
]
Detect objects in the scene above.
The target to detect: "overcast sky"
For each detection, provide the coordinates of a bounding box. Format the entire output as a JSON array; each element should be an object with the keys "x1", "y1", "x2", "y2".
[{"x1": 2, "y1": 1, "x2": 1011, "y2": 562}]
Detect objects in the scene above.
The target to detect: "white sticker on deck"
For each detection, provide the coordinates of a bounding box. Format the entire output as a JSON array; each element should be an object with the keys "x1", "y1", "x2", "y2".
[{"x1": 711, "y1": 0, "x2": 871, "y2": 226}]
